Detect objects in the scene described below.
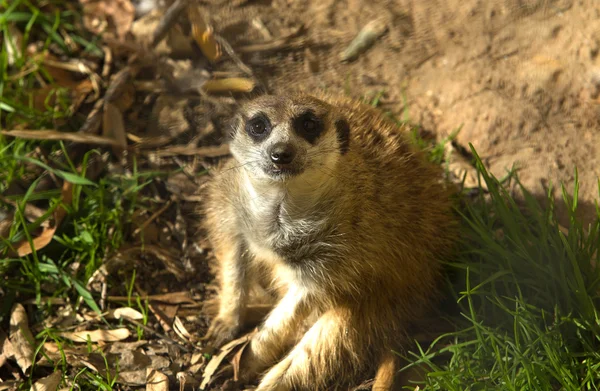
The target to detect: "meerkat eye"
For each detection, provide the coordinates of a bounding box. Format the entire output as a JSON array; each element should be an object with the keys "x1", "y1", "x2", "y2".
[
  {"x1": 293, "y1": 112, "x2": 323, "y2": 143},
  {"x1": 303, "y1": 118, "x2": 317, "y2": 132},
  {"x1": 245, "y1": 114, "x2": 271, "y2": 141}
]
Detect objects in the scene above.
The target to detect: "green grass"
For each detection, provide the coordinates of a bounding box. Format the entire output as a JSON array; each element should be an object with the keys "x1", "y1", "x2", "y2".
[
  {"x1": 0, "y1": 2, "x2": 157, "y2": 388},
  {"x1": 402, "y1": 147, "x2": 600, "y2": 390}
]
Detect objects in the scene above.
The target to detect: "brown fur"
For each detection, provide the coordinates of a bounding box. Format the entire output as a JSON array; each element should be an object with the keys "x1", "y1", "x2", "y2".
[{"x1": 202, "y1": 92, "x2": 457, "y2": 390}]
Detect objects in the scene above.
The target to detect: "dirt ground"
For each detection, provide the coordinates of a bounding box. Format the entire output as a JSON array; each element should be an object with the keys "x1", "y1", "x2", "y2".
[{"x1": 206, "y1": 0, "x2": 600, "y2": 225}]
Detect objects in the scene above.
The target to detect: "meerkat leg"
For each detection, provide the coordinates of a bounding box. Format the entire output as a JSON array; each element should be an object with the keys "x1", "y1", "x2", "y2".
[
  {"x1": 205, "y1": 244, "x2": 249, "y2": 347},
  {"x1": 240, "y1": 286, "x2": 311, "y2": 379},
  {"x1": 254, "y1": 307, "x2": 364, "y2": 391},
  {"x1": 372, "y1": 351, "x2": 398, "y2": 391}
]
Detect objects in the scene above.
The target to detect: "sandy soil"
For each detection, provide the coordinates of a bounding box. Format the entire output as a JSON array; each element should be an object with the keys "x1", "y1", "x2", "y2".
[{"x1": 207, "y1": 0, "x2": 600, "y2": 224}]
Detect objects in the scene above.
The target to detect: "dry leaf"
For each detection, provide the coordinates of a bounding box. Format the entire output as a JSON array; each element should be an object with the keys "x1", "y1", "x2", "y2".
[
  {"x1": 231, "y1": 333, "x2": 254, "y2": 382},
  {"x1": 1, "y1": 130, "x2": 125, "y2": 147},
  {"x1": 102, "y1": 102, "x2": 128, "y2": 157},
  {"x1": 30, "y1": 55, "x2": 94, "y2": 114},
  {"x1": 8, "y1": 304, "x2": 35, "y2": 374},
  {"x1": 39, "y1": 342, "x2": 93, "y2": 366},
  {"x1": 111, "y1": 307, "x2": 144, "y2": 321},
  {"x1": 0, "y1": 381, "x2": 20, "y2": 391},
  {"x1": 118, "y1": 370, "x2": 147, "y2": 386},
  {"x1": 0, "y1": 210, "x2": 14, "y2": 239},
  {"x1": 60, "y1": 328, "x2": 131, "y2": 343},
  {"x1": 146, "y1": 368, "x2": 169, "y2": 391},
  {"x1": 147, "y1": 95, "x2": 190, "y2": 139},
  {"x1": 188, "y1": 6, "x2": 221, "y2": 62},
  {"x1": 340, "y1": 18, "x2": 388, "y2": 62},
  {"x1": 15, "y1": 181, "x2": 73, "y2": 257},
  {"x1": 5, "y1": 24, "x2": 23, "y2": 66},
  {"x1": 0, "y1": 195, "x2": 46, "y2": 224},
  {"x1": 131, "y1": 5, "x2": 194, "y2": 57},
  {"x1": 80, "y1": 0, "x2": 135, "y2": 39},
  {"x1": 148, "y1": 302, "x2": 177, "y2": 333},
  {"x1": 202, "y1": 78, "x2": 255, "y2": 93},
  {"x1": 106, "y1": 340, "x2": 148, "y2": 354},
  {"x1": 0, "y1": 328, "x2": 13, "y2": 368},
  {"x1": 172, "y1": 317, "x2": 192, "y2": 342},
  {"x1": 31, "y1": 370, "x2": 62, "y2": 391},
  {"x1": 200, "y1": 333, "x2": 254, "y2": 390}
]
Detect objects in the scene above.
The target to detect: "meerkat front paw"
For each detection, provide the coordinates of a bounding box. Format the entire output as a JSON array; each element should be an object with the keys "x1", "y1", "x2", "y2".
[{"x1": 204, "y1": 314, "x2": 242, "y2": 348}]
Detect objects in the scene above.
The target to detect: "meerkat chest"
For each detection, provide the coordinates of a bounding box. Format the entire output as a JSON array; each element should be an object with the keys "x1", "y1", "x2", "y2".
[{"x1": 242, "y1": 192, "x2": 334, "y2": 266}]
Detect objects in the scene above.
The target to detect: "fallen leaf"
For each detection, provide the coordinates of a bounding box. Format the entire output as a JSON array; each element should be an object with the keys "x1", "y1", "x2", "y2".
[
  {"x1": 237, "y1": 26, "x2": 305, "y2": 54},
  {"x1": 131, "y1": 9, "x2": 171, "y2": 55},
  {"x1": 188, "y1": 352, "x2": 206, "y2": 374},
  {"x1": 39, "y1": 342, "x2": 93, "y2": 366},
  {"x1": 172, "y1": 317, "x2": 192, "y2": 342},
  {"x1": 231, "y1": 333, "x2": 254, "y2": 382},
  {"x1": 60, "y1": 328, "x2": 131, "y2": 343},
  {"x1": 0, "y1": 130, "x2": 125, "y2": 147},
  {"x1": 119, "y1": 349, "x2": 152, "y2": 371},
  {"x1": 0, "y1": 381, "x2": 20, "y2": 391},
  {"x1": 148, "y1": 302, "x2": 177, "y2": 333},
  {"x1": 0, "y1": 210, "x2": 14, "y2": 239},
  {"x1": 31, "y1": 370, "x2": 62, "y2": 391},
  {"x1": 80, "y1": 0, "x2": 135, "y2": 39},
  {"x1": 106, "y1": 340, "x2": 148, "y2": 354},
  {"x1": 79, "y1": 353, "x2": 119, "y2": 380},
  {"x1": 340, "y1": 18, "x2": 388, "y2": 63},
  {"x1": 14, "y1": 181, "x2": 73, "y2": 257},
  {"x1": 5, "y1": 24, "x2": 23, "y2": 66},
  {"x1": 8, "y1": 304, "x2": 35, "y2": 373},
  {"x1": 202, "y1": 78, "x2": 255, "y2": 93},
  {"x1": 146, "y1": 368, "x2": 169, "y2": 391},
  {"x1": 111, "y1": 307, "x2": 144, "y2": 321},
  {"x1": 30, "y1": 54, "x2": 95, "y2": 116},
  {"x1": 188, "y1": 6, "x2": 221, "y2": 62},
  {"x1": 118, "y1": 370, "x2": 147, "y2": 386},
  {"x1": 0, "y1": 194, "x2": 46, "y2": 224},
  {"x1": 0, "y1": 328, "x2": 13, "y2": 368},
  {"x1": 200, "y1": 333, "x2": 254, "y2": 390},
  {"x1": 147, "y1": 95, "x2": 190, "y2": 139},
  {"x1": 102, "y1": 102, "x2": 128, "y2": 157}
]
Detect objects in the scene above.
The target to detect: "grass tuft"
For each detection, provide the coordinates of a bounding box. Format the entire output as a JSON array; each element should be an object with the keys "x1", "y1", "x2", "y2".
[{"x1": 403, "y1": 144, "x2": 600, "y2": 390}]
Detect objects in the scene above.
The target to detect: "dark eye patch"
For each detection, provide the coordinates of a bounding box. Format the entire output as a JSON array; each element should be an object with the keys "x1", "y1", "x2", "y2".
[
  {"x1": 245, "y1": 113, "x2": 272, "y2": 142},
  {"x1": 292, "y1": 111, "x2": 324, "y2": 144}
]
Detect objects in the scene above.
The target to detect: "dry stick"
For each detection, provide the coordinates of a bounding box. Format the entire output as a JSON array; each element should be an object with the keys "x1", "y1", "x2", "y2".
[
  {"x1": 214, "y1": 35, "x2": 254, "y2": 76},
  {"x1": 237, "y1": 37, "x2": 307, "y2": 54},
  {"x1": 152, "y1": 0, "x2": 190, "y2": 48},
  {"x1": 121, "y1": 317, "x2": 191, "y2": 353},
  {"x1": 132, "y1": 199, "x2": 173, "y2": 236}
]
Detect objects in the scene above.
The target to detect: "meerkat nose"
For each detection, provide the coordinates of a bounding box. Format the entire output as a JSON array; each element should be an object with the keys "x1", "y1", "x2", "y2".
[{"x1": 269, "y1": 142, "x2": 296, "y2": 165}]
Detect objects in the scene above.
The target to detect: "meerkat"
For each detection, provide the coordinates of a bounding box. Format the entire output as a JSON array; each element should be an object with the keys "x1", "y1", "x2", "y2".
[{"x1": 202, "y1": 92, "x2": 457, "y2": 390}]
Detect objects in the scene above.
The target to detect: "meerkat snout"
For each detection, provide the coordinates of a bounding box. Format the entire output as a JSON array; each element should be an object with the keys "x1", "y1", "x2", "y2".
[{"x1": 269, "y1": 142, "x2": 296, "y2": 165}]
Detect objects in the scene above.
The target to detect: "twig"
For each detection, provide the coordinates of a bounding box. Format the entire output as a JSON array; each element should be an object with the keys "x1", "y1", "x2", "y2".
[
  {"x1": 145, "y1": 144, "x2": 230, "y2": 157},
  {"x1": 121, "y1": 317, "x2": 190, "y2": 353},
  {"x1": 152, "y1": 0, "x2": 190, "y2": 48},
  {"x1": 132, "y1": 199, "x2": 173, "y2": 236},
  {"x1": 214, "y1": 35, "x2": 253, "y2": 76}
]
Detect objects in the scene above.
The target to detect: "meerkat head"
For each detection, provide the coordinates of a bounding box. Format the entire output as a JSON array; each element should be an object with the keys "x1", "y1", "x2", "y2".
[{"x1": 228, "y1": 94, "x2": 350, "y2": 185}]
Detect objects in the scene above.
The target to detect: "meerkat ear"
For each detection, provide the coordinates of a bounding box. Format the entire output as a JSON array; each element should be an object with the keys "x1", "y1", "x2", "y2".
[{"x1": 335, "y1": 118, "x2": 350, "y2": 155}]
